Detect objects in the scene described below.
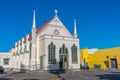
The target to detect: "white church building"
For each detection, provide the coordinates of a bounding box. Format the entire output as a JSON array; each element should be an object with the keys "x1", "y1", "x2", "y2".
[{"x1": 0, "y1": 10, "x2": 80, "y2": 71}]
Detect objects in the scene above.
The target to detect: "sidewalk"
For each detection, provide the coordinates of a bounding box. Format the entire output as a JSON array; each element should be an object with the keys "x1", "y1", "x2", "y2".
[{"x1": 0, "y1": 71, "x2": 16, "y2": 78}]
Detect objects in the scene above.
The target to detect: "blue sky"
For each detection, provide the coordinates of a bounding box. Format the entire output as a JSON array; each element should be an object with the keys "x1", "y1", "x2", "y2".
[{"x1": 0, "y1": 0, "x2": 120, "y2": 51}]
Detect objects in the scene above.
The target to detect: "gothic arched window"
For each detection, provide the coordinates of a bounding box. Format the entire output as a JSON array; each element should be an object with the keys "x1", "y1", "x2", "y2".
[
  {"x1": 66, "y1": 48, "x2": 68, "y2": 54},
  {"x1": 59, "y1": 48, "x2": 62, "y2": 54},
  {"x1": 48, "y1": 42, "x2": 56, "y2": 64},
  {"x1": 71, "y1": 44, "x2": 78, "y2": 63},
  {"x1": 59, "y1": 44, "x2": 68, "y2": 54}
]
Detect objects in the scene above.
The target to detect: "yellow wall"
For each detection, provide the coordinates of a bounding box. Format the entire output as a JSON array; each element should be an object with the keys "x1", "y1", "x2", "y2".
[
  {"x1": 80, "y1": 48, "x2": 89, "y2": 64},
  {"x1": 80, "y1": 47, "x2": 120, "y2": 69}
]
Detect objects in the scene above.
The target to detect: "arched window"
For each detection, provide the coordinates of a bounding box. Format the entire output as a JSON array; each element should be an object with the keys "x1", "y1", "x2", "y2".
[
  {"x1": 48, "y1": 42, "x2": 56, "y2": 64},
  {"x1": 59, "y1": 48, "x2": 62, "y2": 54},
  {"x1": 71, "y1": 44, "x2": 78, "y2": 63},
  {"x1": 62, "y1": 44, "x2": 65, "y2": 54},
  {"x1": 59, "y1": 44, "x2": 68, "y2": 54},
  {"x1": 48, "y1": 45, "x2": 51, "y2": 62},
  {"x1": 66, "y1": 48, "x2": 68, "y2": 54}
]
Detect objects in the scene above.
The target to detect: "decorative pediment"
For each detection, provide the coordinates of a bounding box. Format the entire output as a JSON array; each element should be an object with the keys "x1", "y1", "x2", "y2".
[
  {"x1": 49, "y1": 17, "x2": 64, "y2": 27},
  {"x1": 53, "y1": 29, "x2": 60, "y2": 36},
  {"x1": 37, "y1": 16, "x2": 73, "y2": 37}
]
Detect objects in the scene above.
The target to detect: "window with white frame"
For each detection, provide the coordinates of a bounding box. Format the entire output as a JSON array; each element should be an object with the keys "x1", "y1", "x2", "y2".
[{"x1": 3, "y1": 58, "x2": 9, "y2": 65}]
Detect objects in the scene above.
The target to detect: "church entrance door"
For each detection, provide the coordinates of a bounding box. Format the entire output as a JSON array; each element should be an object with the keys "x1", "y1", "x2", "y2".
[
  {"x1": 59, "y1": 44, "x2": 68, "y2": 69},
  {"x1": 59, "y1": 55, "x2": 68, "y2": 69}
]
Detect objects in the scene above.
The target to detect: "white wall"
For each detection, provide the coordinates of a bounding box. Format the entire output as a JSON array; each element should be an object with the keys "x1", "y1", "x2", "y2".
[
  {"x1": 0, "y1": 52, "x2": 13, "y2": 69},
  {"x1": 39, "y1": 35, "x2": 80, "y2": 70}
]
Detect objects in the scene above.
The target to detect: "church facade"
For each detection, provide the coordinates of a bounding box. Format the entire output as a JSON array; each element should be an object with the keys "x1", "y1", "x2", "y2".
[{"x1": 0, "y1": 10, "x2": 80, "y2": 71}]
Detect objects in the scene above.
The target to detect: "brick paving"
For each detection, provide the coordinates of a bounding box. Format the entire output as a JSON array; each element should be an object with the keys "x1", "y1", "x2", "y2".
[{"x1": 0, "y1": 69, "x2": 120, "y2": 80}]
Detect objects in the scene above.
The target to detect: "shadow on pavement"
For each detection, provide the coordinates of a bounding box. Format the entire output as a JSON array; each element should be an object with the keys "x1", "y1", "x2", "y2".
[
  {"x1": 0, "y1": 78, "x2": 13, "y2": 80},
  {"x1": 48, "y1": 62, "x2": 66, "y2": 80},
  {"x1": 49, "y1": 69, "x2": 66, "y2": 74},
  {"x1": 96, "y1": 73, "x2": 120, "y2": 80},
  {"x1": 48, "y1": 69, "x2": 66, "y2": 80}
]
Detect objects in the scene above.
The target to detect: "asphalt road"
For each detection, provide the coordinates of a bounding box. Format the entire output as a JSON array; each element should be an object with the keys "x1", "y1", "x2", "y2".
[{"x1": 0, "y1": 69, "x2": 120, "y2": 80}]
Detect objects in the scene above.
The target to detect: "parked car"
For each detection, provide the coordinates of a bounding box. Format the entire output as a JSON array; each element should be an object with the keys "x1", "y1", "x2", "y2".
[{"x1": 0, "y1": 66, "x2": 4, "y2": 73}]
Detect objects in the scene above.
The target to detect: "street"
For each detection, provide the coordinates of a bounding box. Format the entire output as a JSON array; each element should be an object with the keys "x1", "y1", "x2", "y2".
[{"x1": 0, "y1": 69, "x2": 120, "y2": 80}]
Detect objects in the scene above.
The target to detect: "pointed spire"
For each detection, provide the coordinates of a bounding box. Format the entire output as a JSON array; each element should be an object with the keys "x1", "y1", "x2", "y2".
[
  {"x1": 32, "y1": 10, "x2": 36, "y2": 29},
  {"x1": 74, "y1": 19, "x2": 77, "y2": 38},
  {"x1": 74, "y1": 19, "x2": 77, "y2": 34},
  {"x1": 54, "y1": 9, "x2": 58, "y2": 17}
]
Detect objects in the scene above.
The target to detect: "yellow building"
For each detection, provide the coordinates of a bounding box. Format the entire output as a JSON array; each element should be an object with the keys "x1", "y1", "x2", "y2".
[{"x1": 80, "y1": 47, "x2": 120, "y2": 69}]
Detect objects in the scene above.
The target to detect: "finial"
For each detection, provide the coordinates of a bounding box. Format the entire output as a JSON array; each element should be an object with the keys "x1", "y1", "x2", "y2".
[
  {"x1": 74, "y1": 19, "x2": 76, "y2": 23},
  {"x1": 32, "y1": 10, "x2": 36, "y2": 29},
  {"x1": 33, "y1": 10, "x2": 35, "y2": 14},
  {"x1": 74, "y1": 19, "x2": 77, "y2": 38},
  {"x1": 54, "y1": 9, "x2": 58, "y2": 17},
  {"x1": 74, "y1": 19, "x2": 76, "y2": 34}
]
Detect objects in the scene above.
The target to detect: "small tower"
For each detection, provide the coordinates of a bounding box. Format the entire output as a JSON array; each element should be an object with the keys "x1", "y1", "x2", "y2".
[
  {"x1": 30, "y1": 10, "x2": 36, "y2": 70},
  {"x1": 73, "y1": 19, "x2": 78, "y2": 38}
]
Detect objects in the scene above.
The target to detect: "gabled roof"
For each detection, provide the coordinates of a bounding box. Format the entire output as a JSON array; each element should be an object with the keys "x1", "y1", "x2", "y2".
[
  {"x1": 28, "y1": 20, "x2": 50, "y2": 40},
  {"x1": 21, "y1": 19, "x2": 51, "y2": 44},
  {"x1": 36, "y1": 21, "x2": 49, "y2": 33},
  {"x1": 17, "y1": 16, "x2": 66, "y2": 44}
]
